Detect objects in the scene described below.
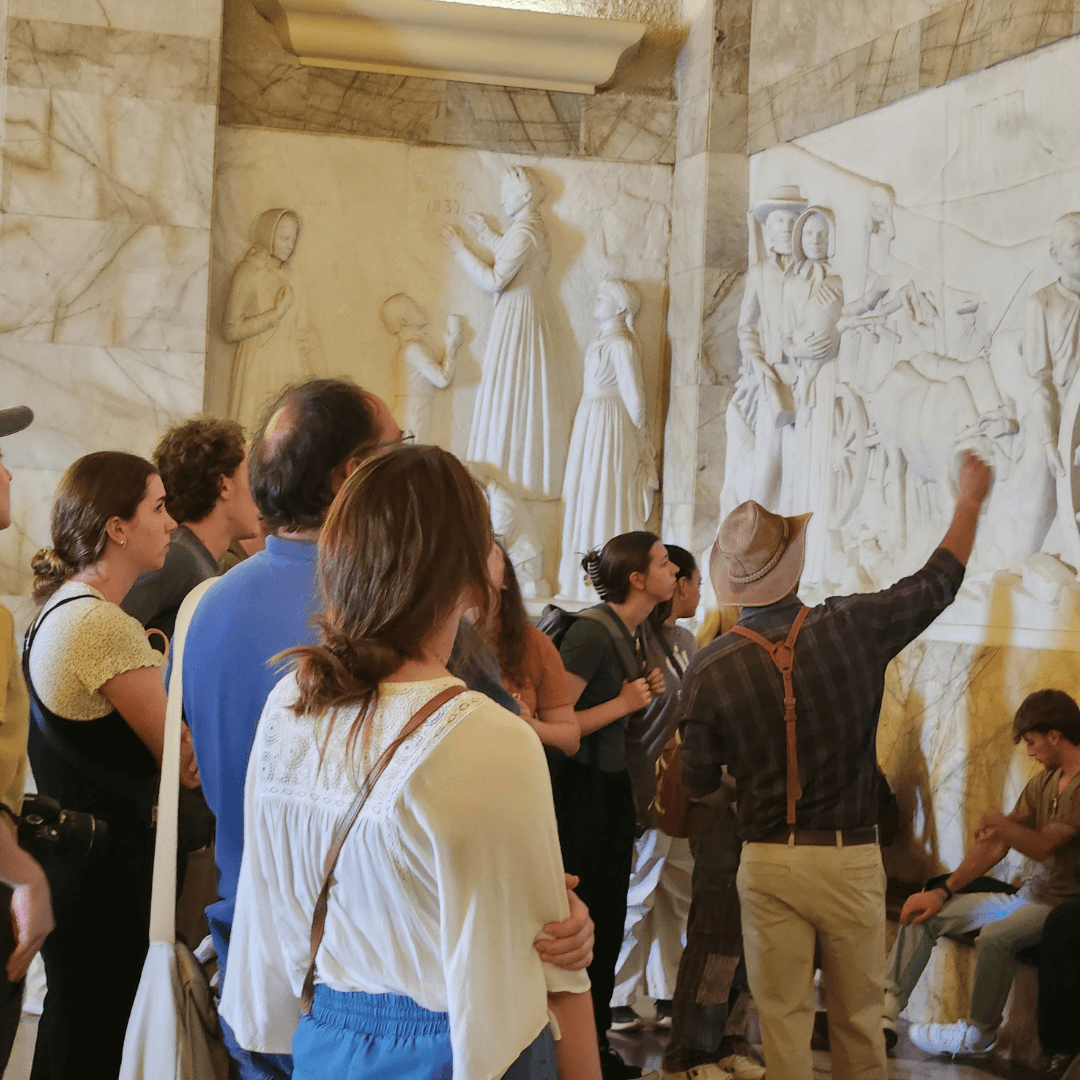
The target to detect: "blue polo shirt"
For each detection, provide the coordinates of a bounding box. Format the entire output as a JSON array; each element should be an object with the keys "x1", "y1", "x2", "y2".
[{"x1": 183, "y1": 535, "x2": 319, "y2": 965}]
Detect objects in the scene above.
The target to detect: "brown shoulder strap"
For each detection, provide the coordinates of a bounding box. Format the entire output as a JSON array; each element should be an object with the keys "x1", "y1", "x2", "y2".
[
  {"x1": 729, "y1": 606, "x2": 810, "y2": 825},
  {"x1": 301, "y1": 683, "x2": 467, "y2": 1012}
]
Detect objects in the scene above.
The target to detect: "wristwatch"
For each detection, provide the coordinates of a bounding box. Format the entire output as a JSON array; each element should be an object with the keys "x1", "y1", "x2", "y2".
[{"x1": 934, "y1": 882, "x2": 954, "y2": 902}]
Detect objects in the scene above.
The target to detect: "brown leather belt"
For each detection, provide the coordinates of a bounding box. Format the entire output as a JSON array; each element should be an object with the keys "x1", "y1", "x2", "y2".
[{"x1": 759, "y1": 826, "x2": 879, "y2": 847}]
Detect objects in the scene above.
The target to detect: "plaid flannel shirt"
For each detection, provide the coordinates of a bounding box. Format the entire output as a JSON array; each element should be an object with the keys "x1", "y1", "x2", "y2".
[{"x1": 680, "y1": 548, "x2": 965, "y2": 840}]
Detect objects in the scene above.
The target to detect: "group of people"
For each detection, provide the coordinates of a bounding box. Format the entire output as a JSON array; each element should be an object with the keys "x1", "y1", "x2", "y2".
[{"x1": 0, "y1": 375, "x2": 1078, "y2": 1080}]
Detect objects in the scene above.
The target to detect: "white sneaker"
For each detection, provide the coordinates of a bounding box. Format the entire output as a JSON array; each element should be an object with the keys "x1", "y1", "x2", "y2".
[
  {"x1": 717, "y1": 1055, "x2": 766, "y2": 1080},
  {"x1": 909, "y1": 1020, "x2": 996, "y2": 1056},
  {"x1": 661, "y1": 1066, "x2": 734, "y2": 1080}
]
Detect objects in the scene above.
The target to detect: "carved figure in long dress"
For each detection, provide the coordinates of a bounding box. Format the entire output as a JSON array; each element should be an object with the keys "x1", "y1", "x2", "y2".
[
  {"x1": 224, "y1": 209, "x2": 324, "y2": 431},
  {"x1": 720, "y1": 185, "x2": 808, "y2": 518},
  {"x1": 380, "y1": 293, "x2": 463, "y2": 442},
  {"x1": 442, "y1": 167, "x2": 560, "y2": 498},
  {"x1": 558, "y1": 279, "x2": 657, "y2": 600},
  {"x1": 1025, "y1": 212, "x2": 1080, "y2": 560},
  {"x1": 780, "y1": 207, "x2": 844, "y2": 580}
]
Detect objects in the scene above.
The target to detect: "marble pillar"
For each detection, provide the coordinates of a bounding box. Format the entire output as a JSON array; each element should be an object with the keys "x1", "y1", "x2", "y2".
[
  {"x1": 0, "y1": 0, "x2": 223, "y2": 607},
  {"x1": 662, "y1": 0, "x2": 750, "y2": 560}
]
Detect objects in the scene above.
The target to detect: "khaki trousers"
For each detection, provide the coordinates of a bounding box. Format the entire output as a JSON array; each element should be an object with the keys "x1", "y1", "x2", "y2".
[{"x1": 736, "y1": 839, "x2": 887, "y2": 1080}]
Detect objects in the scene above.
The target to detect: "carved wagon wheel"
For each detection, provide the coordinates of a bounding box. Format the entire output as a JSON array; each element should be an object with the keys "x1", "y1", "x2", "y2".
[
  {"x1": 829, "y1": 383, "x2": 870, "y2": 528},
  {"x1": 1056, "y1": 372, "x2": 1080, "y2": 570}
]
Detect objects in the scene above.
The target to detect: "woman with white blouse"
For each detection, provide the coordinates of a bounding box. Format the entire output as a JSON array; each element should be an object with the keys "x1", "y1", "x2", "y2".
[{"x1": 222, "y1": 445, "x2": 601, "y2": 1080}]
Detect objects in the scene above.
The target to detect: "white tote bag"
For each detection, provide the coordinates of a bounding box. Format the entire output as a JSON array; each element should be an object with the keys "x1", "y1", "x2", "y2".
[{"x1": 120, "y1": 579, "x2": 230, "y2": 1080}]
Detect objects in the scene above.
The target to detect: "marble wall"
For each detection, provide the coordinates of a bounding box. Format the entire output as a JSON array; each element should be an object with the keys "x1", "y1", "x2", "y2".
[
  {"x1": 748, "y1": 0, "x2": 1080, "y2": 152},
  {"x1": 208, "y1": 128, "x2": 673, "y2": 590},
  {"x1": 0, "y1": 1, "x2": 222, "y2": 605},
  {"x1": 218, "y1": 0, "x2": 680, "y2": 166}
]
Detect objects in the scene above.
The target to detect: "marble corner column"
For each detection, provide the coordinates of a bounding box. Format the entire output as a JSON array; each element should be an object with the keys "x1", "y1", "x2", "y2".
[
  {"x1": 661, "y1": 0, "x2": 750, "y2": 558},
  {"x1": 0, "y1": 0, "x2": 224, "y2": 602}
]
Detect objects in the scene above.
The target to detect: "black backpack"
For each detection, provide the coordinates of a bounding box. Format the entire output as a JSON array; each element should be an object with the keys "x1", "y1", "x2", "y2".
[{"x1": 537, "y1": 604, "x2": 642, "y2": 682}]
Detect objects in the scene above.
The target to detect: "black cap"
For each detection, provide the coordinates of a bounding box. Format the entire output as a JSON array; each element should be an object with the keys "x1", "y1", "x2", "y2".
[{"x1": 0, "y1": 407, "x2": 33, "y2": 438}]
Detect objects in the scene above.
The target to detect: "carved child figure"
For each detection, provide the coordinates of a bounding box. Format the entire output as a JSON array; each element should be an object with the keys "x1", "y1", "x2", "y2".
[{"x1": 380, "y1": 293, "x2": 463, "y2": 442}]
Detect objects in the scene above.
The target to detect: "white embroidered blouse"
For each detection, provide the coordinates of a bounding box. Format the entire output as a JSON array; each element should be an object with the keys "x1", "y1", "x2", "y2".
[{"x1": 221, "y1": 673, "x2": 588, "y2": 1080}]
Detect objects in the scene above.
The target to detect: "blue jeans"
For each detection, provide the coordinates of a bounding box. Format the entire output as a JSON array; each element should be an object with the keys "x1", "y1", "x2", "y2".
[{"x1": 293, "y1": 986, "x2": 556, "y2": 1080}]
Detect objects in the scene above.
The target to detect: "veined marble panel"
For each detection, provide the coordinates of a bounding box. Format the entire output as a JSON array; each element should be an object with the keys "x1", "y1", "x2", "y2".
[
  {"x1": 6, "y1": 19, "x2": 219, "y2": 107},
  {"x1": 7, "y1": 0, "x2": 223, "y2": 40},
  {"x1": 0, "y1": 215, "x2": 210, "y2": 351},
  {"x1": 217, "y1": 0, "x2": 674, "y2": 165},
  {"x1": 748, "y1": 0, "x2": 1080, "y2": 152},
  {"x1": 3, "y1": 87, "x2": 215, "y2": 227},
  {"x1": 0, "y1": 339, "x2": 203, "y2": 595}
]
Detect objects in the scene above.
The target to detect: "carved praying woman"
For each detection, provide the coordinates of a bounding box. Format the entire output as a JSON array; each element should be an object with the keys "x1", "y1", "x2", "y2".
[
  {"x1": 442, "y1": 167, "x2": 560, "y2": 498},
  {"x1": 223, "y1": 209, "x2": 324, "y2": 431},
  {"x1": 558, "y1": 279, "x2": 657, "y2": 600}
]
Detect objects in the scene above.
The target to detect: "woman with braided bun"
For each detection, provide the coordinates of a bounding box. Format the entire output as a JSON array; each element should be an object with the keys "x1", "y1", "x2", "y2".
[
  {"x1": 553, "y1": 532, "x2": 677, "y2": 1080},
  {"x1": 23, "y1": 452, "x2": 201, "y2": 1080},
  {"x1": 222, "y1": 445, "x2": 600, "y2": 1080}
]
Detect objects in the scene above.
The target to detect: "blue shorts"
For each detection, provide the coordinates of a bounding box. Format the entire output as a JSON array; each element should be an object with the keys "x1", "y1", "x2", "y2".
[{"x1": 293, "y1": 986, "x2": 556, "y2": 1080}]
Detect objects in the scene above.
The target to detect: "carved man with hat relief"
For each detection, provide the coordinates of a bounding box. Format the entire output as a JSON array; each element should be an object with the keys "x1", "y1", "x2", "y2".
[
  {"x1": 679, "y1": 450, "x2": 993, "y2": 1080},
  {"x1": 721, "y1": 186, "x2": 807, "y2": 520}
]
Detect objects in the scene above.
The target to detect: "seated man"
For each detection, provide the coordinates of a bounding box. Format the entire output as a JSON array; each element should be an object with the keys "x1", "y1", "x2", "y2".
[{"x1": 885, "y1": 688, "x2": 1080, "y2": 1055}]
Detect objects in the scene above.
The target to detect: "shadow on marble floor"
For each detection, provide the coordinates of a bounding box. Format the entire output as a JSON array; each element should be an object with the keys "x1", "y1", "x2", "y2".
[{"x1": 610, "y1": 1021, "x2": 1055, "y2": 1080}]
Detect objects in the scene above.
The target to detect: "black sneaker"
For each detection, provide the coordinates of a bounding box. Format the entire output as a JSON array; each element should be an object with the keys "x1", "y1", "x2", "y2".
[
  {"x1": 610, "y1": 1006, "x2": 645, "y2": 1031},
  {"x1": 655, "y1": 999, "x2": 672, "y2": 1028},
  {"x1": 600, "y1": 1046, "x2": 644, "y2": 1080}
]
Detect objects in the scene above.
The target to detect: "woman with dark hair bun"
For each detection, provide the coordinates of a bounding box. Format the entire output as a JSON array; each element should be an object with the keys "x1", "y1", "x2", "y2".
[
  {"x1": 222, "y1": 445, "x2": 600, "y2": 1080},
  {"x1": 553, "y1": 531, "x2": 677, "y2": 1080},
  {"x1": 23, "y1": 451, "x2": 201, "y2": 1080}
]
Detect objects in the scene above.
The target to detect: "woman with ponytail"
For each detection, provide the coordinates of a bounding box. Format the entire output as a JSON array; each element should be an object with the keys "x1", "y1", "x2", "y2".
[
  {"x1": 222, "y1": 446, "x2": 600, "y2": 1080},
  {"x1": 23, "y1": 452, "x2": 201, "y2": 1080},
  {"x1": 553, "y1": 531, "x2": 677, "y2": 1080}
]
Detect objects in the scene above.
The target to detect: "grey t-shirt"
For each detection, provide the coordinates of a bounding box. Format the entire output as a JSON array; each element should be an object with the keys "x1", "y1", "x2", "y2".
[{"x1": 122, "y1": 525, "x2": 219, "y2": 641}]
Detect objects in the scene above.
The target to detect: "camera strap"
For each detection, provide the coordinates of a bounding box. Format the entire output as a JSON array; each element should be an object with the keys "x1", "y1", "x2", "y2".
[{"x1": 22, "y1": 594, "x2": 157, "y2": 818}]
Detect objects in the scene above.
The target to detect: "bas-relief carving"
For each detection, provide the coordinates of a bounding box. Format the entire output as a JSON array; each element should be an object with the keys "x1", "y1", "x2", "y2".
[
  {"x1": 223, "y1": 209, "x2": 325, "y2": 432},
  {"x1": 209, "y1": 129, "x2": 673, "y2": 589},
  {"x1": 380, "y1": 295, "x2": 463, "y2": 442},
  {"x1": 558, "y1": 278, "x2": 658, "y2": 600},
  {"x1": 722, "y1": 35, "x2": 1080, "y2": 645},
  {"x1": 443, "y1": 166, "x2": 563, "y2": 500}
]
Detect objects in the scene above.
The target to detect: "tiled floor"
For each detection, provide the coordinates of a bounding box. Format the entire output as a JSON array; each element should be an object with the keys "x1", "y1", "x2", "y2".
[{"x1": 610, "y1": 1021, "x2": 1062, "y2": 1080}]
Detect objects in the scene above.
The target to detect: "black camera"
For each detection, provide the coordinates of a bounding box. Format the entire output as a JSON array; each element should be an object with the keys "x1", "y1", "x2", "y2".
[{"x1": 17, "y1": 795, "x2": 107, "y2": 860}]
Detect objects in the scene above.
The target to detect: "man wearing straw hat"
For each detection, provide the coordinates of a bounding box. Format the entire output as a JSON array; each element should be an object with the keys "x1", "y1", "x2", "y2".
[{"x1": 678, "y1": 450, "x2": 992, "y2": 1080}]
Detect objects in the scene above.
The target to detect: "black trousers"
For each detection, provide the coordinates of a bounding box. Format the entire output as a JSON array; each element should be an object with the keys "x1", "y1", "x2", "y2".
[
  {"x1": 31, "y1": 816, "x2": 153, "y2": 1080},
  {"x1": 1039, "y1": 899, "x2": 1080, "y2": 1056},
  {"x1": 550, "y1": 758, "x2": 637, "y2": 1044},
  {"x1": 664, "y1": 800, "x2": 748, "y2": 1072}
]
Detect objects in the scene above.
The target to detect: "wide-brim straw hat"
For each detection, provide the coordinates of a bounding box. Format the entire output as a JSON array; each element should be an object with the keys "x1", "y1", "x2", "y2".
[
  {"x1": 752, "y1": 185, "x2": 808, "y2": 223},
  {"x1": 0, "y1": 406, "x2": 33, "y2": 439},
  {"x1": 710, "y1": 501, "x2": 812, "y2": 606}
]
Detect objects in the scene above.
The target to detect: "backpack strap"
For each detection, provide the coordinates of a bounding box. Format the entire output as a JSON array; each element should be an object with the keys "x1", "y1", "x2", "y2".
[
  {"x1": 576, "y1": 606, "x2": 643, "y2": 683},
  {"x1": 729, "y1": 605, "x2": 810, "y2": 826},
  {"x1": 302, "y1": 682, "x2": 467, "y2": 1013}
]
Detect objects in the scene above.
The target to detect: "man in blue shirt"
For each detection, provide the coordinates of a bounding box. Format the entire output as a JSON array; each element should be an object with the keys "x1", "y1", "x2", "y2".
[{"x1": 185, "y1": 379, "x2": 594, "y2": 1079}]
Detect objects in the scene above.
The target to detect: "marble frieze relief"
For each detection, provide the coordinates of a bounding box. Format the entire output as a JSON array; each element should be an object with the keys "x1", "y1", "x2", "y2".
[{"x1": 723, "y1": 35, "x2": 1080, "y2": 649}]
